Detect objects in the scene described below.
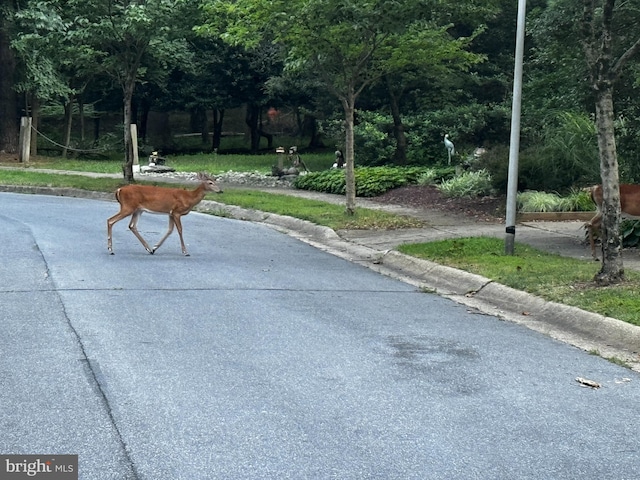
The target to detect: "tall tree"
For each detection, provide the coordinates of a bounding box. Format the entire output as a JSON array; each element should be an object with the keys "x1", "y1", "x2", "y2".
[
  {"x1": 13, "y1": 0, "x2": 82, "y2": 157},
  {"x1": 199, "y1": 0, "x2": 484, "y2": 214},
  {"x1": 0, "y1": 0, "x2": 19, "y2": 154},
  {"x1": 580, "y1": 0, "x2": 640, "y2": 285},
  {"x1": 69, "y1": 0, "x2": 190, "y2": 181}
]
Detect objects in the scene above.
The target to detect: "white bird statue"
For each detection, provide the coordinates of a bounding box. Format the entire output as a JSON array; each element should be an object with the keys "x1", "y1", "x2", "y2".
[{"x1": 444, "y1": 134, "x2": 455, "y2": 165}]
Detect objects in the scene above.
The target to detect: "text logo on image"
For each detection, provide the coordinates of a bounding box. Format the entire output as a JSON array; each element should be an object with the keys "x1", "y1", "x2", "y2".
[{"x1": 0, "y1": 455, "x2": 77, "y2": 479}]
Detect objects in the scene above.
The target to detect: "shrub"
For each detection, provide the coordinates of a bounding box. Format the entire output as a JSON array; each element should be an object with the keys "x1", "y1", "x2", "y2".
[
  {"x1": 517, "y1": 191, "x2": 563, "y2": 212},
  {"x1": 318, "y1": 111, "x2": 396, "y2": 166},
  {"x1": 293, "y1": 166, "x2": 443, "y2": 197},
  {"x1": 517, "y1": 189, "x2": 595, "y2": 212},
  {"x1": 294, "y1": 169, "x2": 346, "y2": 195},
  {"x1": 559, "y1": 188, "x2": 595, "y2": 212},
  {"x1": 484, "y1": 112, "x2": 601, "y2": 193},
  {"x1": 416, "y1": 169, "x2": 438, "y2": 186},
  {"x1": 353, "y1": 112, "x2": 396, "y2": 166},
  {"x1": 437, "y1": 170, "x2": 493, "y2": 198},
  {"x1": 622, "y1": 220, "x2": 640, "y2": 249},
  {"x1": 404, "y1": 104, "x2": 510, "y2": 165}
]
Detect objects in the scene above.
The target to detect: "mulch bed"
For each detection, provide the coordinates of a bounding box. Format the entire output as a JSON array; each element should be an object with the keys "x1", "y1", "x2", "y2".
[{"x1": 374, "y1": 185, "x2": 506, "y2": 222}]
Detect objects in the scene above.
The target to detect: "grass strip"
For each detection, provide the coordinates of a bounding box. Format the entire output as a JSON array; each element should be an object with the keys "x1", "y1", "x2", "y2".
[
  {"x1": 398, "y1": 237, "x2": 640, "y2": 325},
  {"x1": 0, "y1": 169, "x2": 422, "y2": 231},
  {"x1": 212, "y1": 189, "x2": 423, "y2": 230}
]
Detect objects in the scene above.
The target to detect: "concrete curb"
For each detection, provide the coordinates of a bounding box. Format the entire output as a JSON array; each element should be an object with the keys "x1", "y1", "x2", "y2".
[{"x1": 3, "y1": 185, "x2": 639, "y2": 370}]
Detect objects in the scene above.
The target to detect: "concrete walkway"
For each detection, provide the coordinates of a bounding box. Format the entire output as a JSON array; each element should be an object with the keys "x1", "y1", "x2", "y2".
[{"x1": 249, "y1": 185, "x2": 640, "y2": 271}]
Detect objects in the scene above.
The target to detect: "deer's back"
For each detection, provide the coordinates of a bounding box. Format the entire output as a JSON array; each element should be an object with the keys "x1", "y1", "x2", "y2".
[{"x1": 116, "y1": 184, "x2": 203, "y2": 214}]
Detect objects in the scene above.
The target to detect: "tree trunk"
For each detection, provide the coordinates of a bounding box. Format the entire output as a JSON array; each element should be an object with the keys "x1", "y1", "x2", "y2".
[
  {"x1": 211, "y1": 108, "x2": 224, "y2": 151},
  {"x1": 303, "y1": 114, "x2": 324, "y2": 149},
  {"x1": 245, "y1": 104, "x2": 261, "y2": 153},
  {"x1": 594, "y1": 88, "x2": 624, "y2": 284},
  {"x1": 78, "y1": 95, "x2": 85, "y2": 141},
  {"x1": 0, "y1": 13, "x2": 19, "y2": 154},
  {"x1": 342, "y1": 93, "x2": 357, "y2": 215},
  {"x1": 122, "y1": 79, "x2": 135, "y2": 182},
  {"x1": 62, "y1": 96, "x2": 74, "y2": 158},
  {"x1": 138, "y1": 98, "x2": 151, "y2": 143},
  {"x1": 190, "y1": 107, "x2": 208, "y2": 144},
  {"x1": 93, "y1": 117, "x2": 101, "y2": 145},
  {"x1": 386, "y1": 76, "x2": 407, "y2": 165},
  {"x1": 30, "y1": 95, "x2": 39, "y2": 156}
]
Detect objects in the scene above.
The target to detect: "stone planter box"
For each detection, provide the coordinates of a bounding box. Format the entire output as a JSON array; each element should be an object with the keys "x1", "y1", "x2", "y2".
[{"x1": 517, "y1": 211, "x2": 596, "y2": 222}]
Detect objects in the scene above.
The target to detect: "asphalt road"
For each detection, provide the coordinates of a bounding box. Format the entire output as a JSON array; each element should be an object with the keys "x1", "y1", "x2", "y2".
[{"x1": 1, "y1": 192, "x2": 640, "y2": 480}]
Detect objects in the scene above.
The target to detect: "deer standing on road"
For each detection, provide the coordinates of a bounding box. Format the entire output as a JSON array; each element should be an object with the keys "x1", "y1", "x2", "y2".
[
  {"x1": 585, "y1": 184, "x2": 640, "y2": 259},
  {"x1": 107, "y1": 172, "x2": 222, "y2": 256}
]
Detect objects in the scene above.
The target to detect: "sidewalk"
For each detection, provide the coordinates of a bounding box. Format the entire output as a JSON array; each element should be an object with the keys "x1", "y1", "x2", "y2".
[{"x1": 251, "y1": 185, "x2": 640, "y2": 271}]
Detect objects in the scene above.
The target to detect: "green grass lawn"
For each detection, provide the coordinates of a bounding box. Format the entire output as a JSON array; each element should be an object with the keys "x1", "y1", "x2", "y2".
[
  {"x1": 212, "y1": 189, "x2": 424, "y2": 230},
  {"x1": 398, "y1": 237, "x2": 640, "y2": 325},
  {"x1": 0, "y1": 168, "x2": 423, "y2": 231},
  {"x1": 1, "y1": 151, "x2": 334, "y2": 175}
]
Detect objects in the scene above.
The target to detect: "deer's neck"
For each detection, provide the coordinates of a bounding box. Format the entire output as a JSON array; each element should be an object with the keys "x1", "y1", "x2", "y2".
[{"x1": 189, "y1": 184, "x2": 208, "y2": 204}]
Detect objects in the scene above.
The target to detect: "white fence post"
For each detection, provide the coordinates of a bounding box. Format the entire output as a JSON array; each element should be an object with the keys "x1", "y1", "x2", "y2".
[
  {"x1": 18, "y1": 117, "x2": 32, "y2": 163},
  {"x1": 131, "y1": 123, "x2": 140, "y2": 173}
]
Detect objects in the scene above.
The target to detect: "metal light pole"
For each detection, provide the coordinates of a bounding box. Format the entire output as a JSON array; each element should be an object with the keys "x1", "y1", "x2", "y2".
[{"x1": 505, "y1": 0, "x2": 527, "y2": 255}]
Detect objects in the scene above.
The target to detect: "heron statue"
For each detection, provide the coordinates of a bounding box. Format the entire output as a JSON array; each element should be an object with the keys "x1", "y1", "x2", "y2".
[{"x1": 444, "y1": 134, "x2": 455, "y2": 165}]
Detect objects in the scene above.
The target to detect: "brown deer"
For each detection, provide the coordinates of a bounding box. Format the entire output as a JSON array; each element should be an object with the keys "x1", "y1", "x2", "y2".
[
  {"x1": 585, "y1": 184, "x2": 640, "y2": 259},
  {"x1": 107, "y1": 172, "x2": 222, "y2": 256}
]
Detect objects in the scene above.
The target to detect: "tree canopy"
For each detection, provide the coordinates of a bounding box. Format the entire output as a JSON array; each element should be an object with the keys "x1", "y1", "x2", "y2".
[
  {"x1": 197, "y1": 0, "x2": 490, "y2": 213},
  {"x1": 1, "y1": 0, "x2": 640, "y2": 227}
]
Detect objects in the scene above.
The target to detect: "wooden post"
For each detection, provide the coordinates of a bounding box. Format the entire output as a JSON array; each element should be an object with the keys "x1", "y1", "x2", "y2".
[
  {"x1": 18, "y1": 117, "x2": 32, "y2": 163},
  {"x1": 131, "y1": 123, "x2": 140, "y2": 173},
  {"x1": 276, "y1": 146, "x2": 285, "y2": 171}
]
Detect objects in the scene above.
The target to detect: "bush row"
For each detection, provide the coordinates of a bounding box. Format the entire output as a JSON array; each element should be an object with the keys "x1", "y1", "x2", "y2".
[{"x1": 294, "y1": 166, "x2": 455, "y2": 197}]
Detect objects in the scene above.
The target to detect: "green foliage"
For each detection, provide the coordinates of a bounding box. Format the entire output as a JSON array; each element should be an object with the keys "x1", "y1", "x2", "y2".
[
  {"x1": 517, "y1": 191, "x2": 562, "y2": 213},
  {"x1": 404, "y1": 104, "x2": 510, "y2": 165},
  {"x1": 319, "y1": 111, "x2": 397, "y2": 167},
  {"x1": 562, "y1": 188, "x2": 596, "y2": 212},
  {"x1": 483, "y1": 112, "x2": 600, "y2": 193},
  {"x1": 295, "y1": 169, "x2": 347, "y2": 195},
  {"x1": 436, "y1": 169, "x2": 493, "y2": 198},
  {"x1": 621, "y1": 220, "x2": 640, "y2": 249},
  {"x1": 416, "y1": 169, "x2": 438, "y2": 186},
  {"x1": 517, "y1": 189, "x2": 594, "y2": 213},
  {"x1": 294, "y1": 166, "x2": 440, "y2": 197},
  {"x1": 353, "y1": 111, "x2": 396, "y2": 166}
]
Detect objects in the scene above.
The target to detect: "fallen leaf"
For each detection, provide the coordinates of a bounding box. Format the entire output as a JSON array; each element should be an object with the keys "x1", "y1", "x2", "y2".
[
  {"x1": 576, "y1": 377, "x2": 600, "y2": 389},
  {"x1": 614, "y1": 378, "x2": 632, "y2": 384}
]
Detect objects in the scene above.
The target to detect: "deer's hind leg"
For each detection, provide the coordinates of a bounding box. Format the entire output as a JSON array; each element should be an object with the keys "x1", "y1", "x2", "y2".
[
  {"x1": 108, "y1": 206, "x2": 135, "y2": 255},
  {"x1": 585, "y1": 212, "x2": 602, "y2": 261},
  {"x1": 128, "y1": 210, "x2": 154, "y2": 254}
]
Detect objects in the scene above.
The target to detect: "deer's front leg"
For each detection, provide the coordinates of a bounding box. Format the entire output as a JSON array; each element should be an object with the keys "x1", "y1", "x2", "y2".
[{"x1": 172, "y1": 214, "x2": 190, "y2": 256}]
